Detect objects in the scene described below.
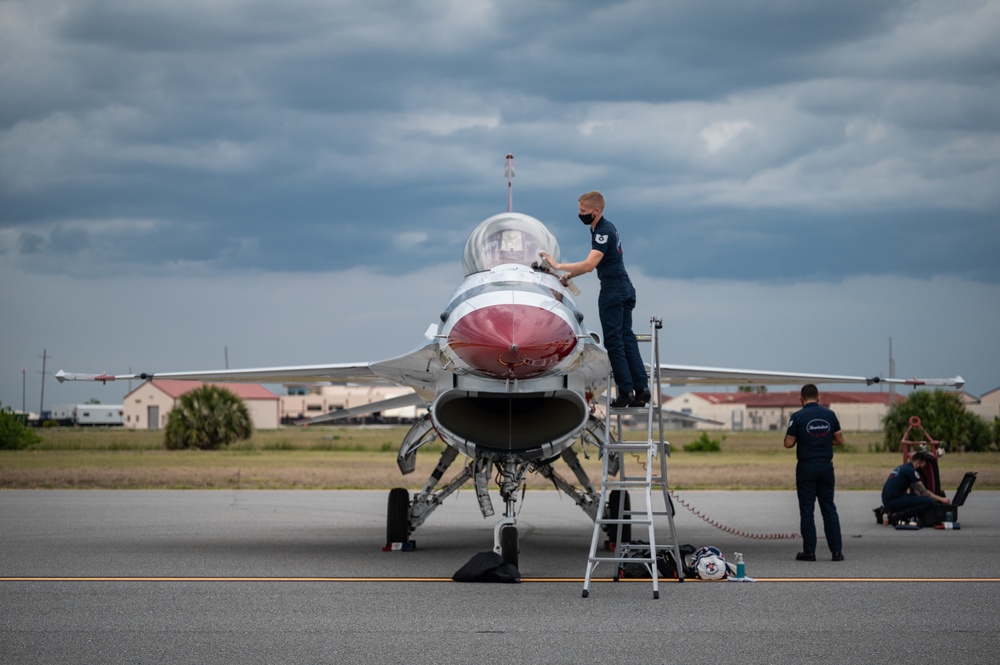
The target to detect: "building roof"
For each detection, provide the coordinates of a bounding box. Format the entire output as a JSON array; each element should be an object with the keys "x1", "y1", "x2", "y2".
[{"x1": 128, "y1": 379, "x2": 278, "y2": 401}]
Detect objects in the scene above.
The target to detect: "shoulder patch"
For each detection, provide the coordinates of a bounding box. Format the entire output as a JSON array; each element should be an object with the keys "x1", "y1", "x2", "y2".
[{"x1": 595, "y1": 234, "x2": 609, "y2": 244}]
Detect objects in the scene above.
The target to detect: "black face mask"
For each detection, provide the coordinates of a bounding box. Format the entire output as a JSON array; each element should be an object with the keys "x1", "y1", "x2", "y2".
[{"x1": 579, "y1": 213, "x2": 594, "y2": 225}]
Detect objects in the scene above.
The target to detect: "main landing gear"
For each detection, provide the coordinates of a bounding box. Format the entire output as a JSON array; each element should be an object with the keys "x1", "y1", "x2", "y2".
[{"x1": 384, "y1": 415, "x2": 609, "y2": 566}]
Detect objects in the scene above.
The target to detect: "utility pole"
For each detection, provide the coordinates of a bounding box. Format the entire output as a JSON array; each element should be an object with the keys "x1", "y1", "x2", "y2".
[
  {"x1": 22, "y1": 367, "x2": 26, "y2": 416},
  {"x1": 38, "y1": 349, "x2": 49, "y2": 418},
  {"x1": 888, "y1": 337, "x2": 896, "y2": 405}
]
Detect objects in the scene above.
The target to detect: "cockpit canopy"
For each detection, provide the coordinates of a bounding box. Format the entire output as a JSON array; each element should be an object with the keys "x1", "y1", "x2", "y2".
[{"x1": 462, "y1": 212, "x2": 561, "y2": 276}]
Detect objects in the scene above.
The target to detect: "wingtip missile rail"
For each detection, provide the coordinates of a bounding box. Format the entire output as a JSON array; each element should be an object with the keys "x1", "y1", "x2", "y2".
[
  {"x1": 866, "y1": 375, "x2": 965, "y2": 389},
  {"x1": 56, "y1": 370, "x2": 148, "y2": 385}
]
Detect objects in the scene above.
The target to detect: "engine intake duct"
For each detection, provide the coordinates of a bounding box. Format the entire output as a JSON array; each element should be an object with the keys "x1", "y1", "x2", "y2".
[{"x1": 433, "y1": 389, "x2": 588, "y2": 455}]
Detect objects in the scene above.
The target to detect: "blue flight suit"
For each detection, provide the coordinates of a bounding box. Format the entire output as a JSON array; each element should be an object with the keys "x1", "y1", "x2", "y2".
[
  {"x1": 786, "y1": 402, "x2": 843, "y2": 555},
  {"x1": 591, "y1": 217, "x2": 647, "y2": 397},
  {"x1": 882, "y1": 463, "x2": 935, "y2": 521}
]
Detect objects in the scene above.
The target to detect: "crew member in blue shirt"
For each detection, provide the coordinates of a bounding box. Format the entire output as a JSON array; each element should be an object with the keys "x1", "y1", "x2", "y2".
[
  {"x1": 880, "y1": 450, "x2": 950, "y2": 524},
  {"x1": 784, "y1": 384, "x2": 844, "y2": 562},
  {"x1": 540, "y1": 191, "x2": 649, "y2": 408}
]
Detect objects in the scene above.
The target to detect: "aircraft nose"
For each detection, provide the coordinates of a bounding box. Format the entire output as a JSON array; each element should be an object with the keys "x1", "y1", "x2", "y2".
[{"x1": 447, "y1": 304, "x2": 577, "y2": 378}]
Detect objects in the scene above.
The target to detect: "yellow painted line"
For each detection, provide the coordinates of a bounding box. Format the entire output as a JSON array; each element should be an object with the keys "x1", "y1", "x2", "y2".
[
  {"x1": 535, "y1": 577, "x2": 1000, "y2": 583},
  {"x1": 3, "y1": 576, "x2": 999, "y2": 583},
  {"x1": 0, "y1": 577, "x2": 446, "y2": 583},
  {"x1": 743, "y1": 577, "x2": 1000, "y2": 583}
]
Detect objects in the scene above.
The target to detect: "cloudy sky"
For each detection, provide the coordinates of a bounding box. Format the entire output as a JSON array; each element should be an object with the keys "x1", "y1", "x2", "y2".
[{"x1": 2, "y1": 0, "x2": 998, "y2": 413}]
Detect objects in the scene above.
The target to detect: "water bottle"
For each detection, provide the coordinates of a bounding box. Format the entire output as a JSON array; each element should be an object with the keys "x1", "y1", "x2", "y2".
[{"x1": 734, "y1": 552, "x2": 745, "y2": 579}]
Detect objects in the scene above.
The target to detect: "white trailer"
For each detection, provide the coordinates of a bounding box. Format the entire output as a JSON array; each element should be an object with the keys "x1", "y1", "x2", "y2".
[{"x1": 50, "y1": 404, "x2": 124, "y2": 426}]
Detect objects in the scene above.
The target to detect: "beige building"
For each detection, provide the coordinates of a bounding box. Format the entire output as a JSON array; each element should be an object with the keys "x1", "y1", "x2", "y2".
[
  {"x1": 663, "y1": 390, "x2": 906, "y2": 432},
  {"x1": 280, "y1": 384, "x2": 426, "y2": 423},
  {"x1": 662, "y1": 392, "x2": 749, "y2": 431},
  {"x1": 962, "y1": 387, "x2": 1000, "y2": 422},
  {"x1": 123, "y1": 380, "x2": 280, "y2": 430}
]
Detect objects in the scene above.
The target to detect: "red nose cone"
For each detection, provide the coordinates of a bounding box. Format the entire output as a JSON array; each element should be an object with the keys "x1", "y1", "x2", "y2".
[{"x1": 448, "y1": 304, "x2": 577, "y2": 378}]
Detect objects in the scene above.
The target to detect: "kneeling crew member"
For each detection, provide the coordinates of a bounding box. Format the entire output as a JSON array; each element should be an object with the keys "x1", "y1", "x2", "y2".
[{"x1": 881, "y1": 450, "x2": 950, "y2": 524}]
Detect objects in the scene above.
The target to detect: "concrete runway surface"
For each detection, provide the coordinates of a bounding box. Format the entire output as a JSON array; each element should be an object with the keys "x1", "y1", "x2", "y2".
[{"x1": 2, "y1": 488, "x2": 998, "y2": 664}]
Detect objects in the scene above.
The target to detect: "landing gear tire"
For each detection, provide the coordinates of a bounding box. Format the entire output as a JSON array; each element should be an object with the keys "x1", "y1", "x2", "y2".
[
  {"x1": 386, "y1": 487, "x2": 410, "y2": 545},
  {"x1": 500, "y1": 525, "x2": 519, "y2": 569},
  {"x1": 604, "y1": 489, "x2": 632, "y2": 544}
]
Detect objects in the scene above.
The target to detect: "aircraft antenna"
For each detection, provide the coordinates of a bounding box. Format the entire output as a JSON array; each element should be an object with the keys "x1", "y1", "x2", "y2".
[{"x1": 505, "y1": 153, "x2": 515, "y2": 212}]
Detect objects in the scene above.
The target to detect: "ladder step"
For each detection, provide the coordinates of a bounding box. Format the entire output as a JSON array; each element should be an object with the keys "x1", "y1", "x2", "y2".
[
  {"x1": 609, "y1": 476, "x2": 669, "y2": 485},
  {"x1": 603, "y1": 480, "x2": 654, "y2": 489},
  {"x1": 604, "y1": 442, "x2": 653, "y2": 451},
  {"x1": 588, "y1": 556, "x2": 656, "y2": 564},
  {"x1": 595, "y1": 518, "x2": 653, "y2": 526}
]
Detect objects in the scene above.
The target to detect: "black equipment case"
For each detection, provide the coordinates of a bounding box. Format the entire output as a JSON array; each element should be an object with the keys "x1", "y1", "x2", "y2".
[{"x1": 926, "y1": 471, "x2": 977, "y2": 525}]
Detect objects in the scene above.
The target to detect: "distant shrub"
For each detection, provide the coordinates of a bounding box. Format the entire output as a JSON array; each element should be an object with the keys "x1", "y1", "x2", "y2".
[
  {"x1": 683, "y1": 432, "x2": 723, "y2": 453},
  {"x1": 0, "y1": 403, "x2": 41, "y2": 450},
  {"x1": 882, "y1": 391, "x2": 993, "y2": 452},
  {"x1": 164, "y1": 385, "x2": 253, "y2": 450}
]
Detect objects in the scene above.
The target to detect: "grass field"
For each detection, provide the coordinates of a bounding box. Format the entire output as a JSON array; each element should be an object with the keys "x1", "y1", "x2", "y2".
[{"x1": 2, "y1": 426, "x2": 997, "y2": 491}]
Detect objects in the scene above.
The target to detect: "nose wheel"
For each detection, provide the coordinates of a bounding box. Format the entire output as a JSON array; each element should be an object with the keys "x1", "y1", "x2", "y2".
[{"x1": 499, "y1": 524, "x2": 519, "y2": 568}]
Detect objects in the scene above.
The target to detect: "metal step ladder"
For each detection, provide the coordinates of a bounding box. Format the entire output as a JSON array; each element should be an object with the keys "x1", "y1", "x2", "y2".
[{"x1": 582, "y1": 316, "x2": 685, "y2": 599}]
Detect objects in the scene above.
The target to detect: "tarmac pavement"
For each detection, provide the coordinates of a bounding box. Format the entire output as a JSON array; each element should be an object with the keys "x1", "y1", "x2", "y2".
[{"x1": 1, "y1": 488, "x2": 998, "y2": 664}]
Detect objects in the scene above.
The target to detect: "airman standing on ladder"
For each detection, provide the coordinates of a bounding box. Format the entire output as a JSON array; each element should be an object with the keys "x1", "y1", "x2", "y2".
[{"x1": 540, "y1": 190, "x2": 649, "y2": 408}]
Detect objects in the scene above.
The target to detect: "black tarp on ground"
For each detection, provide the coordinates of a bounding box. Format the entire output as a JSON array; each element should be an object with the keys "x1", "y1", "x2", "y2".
[{"x1": 452, "y1": 552, "x2": 521, "y2": 583}]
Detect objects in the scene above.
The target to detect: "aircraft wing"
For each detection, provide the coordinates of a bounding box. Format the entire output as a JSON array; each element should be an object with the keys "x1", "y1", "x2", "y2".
[
  {"x1": 300, "y1": 392, "x2": 428, "y2": 425},
  {"x1": 56, "y1": 343, "x2": 443, "y2": 398},
  {"x1": 661, "y1": 408, "x2": 726, "y2": 426},
  {"x1": 658, "y1": 363, "x2": 964, "y2": 389}
]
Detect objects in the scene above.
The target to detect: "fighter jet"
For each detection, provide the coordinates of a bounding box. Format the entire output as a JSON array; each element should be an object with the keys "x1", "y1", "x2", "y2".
[{"x1": 57, "y1": 172, "x2": 964, "y2": 568}]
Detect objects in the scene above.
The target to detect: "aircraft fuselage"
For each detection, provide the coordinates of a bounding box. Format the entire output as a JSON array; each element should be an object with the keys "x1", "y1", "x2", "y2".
[{"x1": 427, "y1": 213, "x2": 607, "y2": 461}]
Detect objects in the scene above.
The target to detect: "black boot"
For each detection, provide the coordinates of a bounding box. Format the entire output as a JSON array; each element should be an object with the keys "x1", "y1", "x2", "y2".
[
  {"x1": 631, "y1": 387, "x2": 651, "y2": 407},
  {"x1": 610, "y1": 393, "x2": 632, "y2": 408}
]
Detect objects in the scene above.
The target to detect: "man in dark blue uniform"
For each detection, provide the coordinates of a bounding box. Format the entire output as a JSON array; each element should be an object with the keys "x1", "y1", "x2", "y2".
[
  {"x1": 784, "y1": 384, "x2": 844, "y2": 561},
  {"x1": 880, "y1": 451, "x2": 950, "y2": 524},
  {"x1": 540, "y1": 191, "x2": 649, "y2": 408}
]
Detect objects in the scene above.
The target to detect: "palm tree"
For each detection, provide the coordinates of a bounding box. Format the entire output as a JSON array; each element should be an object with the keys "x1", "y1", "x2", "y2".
[{"x1": 164, "y1": 385, "x2": 253, "y2": 450}]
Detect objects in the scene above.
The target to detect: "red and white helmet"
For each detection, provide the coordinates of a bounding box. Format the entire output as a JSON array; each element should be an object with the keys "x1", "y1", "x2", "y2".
[{"x1": 693, "y1": 546, "x2": 728, "y2": 580}]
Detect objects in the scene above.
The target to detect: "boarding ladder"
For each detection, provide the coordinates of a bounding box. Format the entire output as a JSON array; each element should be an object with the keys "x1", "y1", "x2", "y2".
[{"x1": 582, "y1": 316, "x2": 684, "y2": 599}]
